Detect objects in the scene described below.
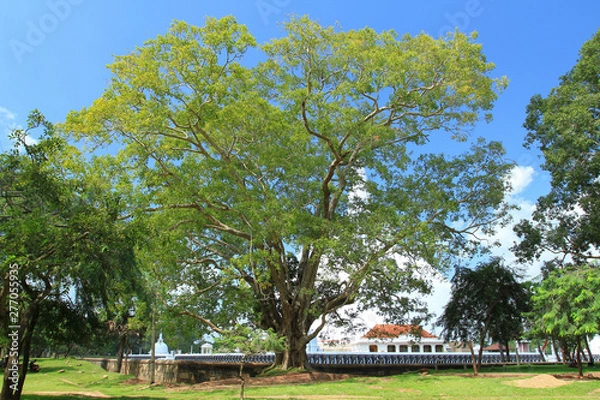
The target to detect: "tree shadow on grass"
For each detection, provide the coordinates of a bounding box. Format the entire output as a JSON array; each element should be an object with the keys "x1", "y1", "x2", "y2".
[
  {"x1": 31, "y1": 366, "x2": 77, "y2": 374},
  {"x1": 24, "y1": 396, "x2": 167, "y2": 400}
]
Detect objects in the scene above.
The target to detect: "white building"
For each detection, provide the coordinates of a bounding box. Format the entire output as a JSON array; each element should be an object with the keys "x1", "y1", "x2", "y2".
[
  {"x1": 589, "y1": 336, "x2": 600, "y2": 354},
  {"x1": 153, "y1": 333, "x2": 170, "y2": 356},
  {"x1": 351, "y1": 324, "x2": 447, "y2": 353}
]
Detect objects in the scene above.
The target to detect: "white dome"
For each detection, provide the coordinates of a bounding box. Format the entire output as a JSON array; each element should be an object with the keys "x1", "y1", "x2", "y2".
[{"x1": 154, "y1": 333, "x2": 169, "y2": 355}]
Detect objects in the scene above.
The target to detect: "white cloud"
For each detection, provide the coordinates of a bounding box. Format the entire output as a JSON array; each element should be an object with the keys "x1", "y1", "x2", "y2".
[
  {"x1": 0, "y1": 106, "x2": 18, "y2": 152},
  {"x1": 427, "y1": 165, "x2": 548, "y2": 334},
  {"x1": 486, "y1": 165, "x2": 549, "y2": 279},
  {"x1": 487, "y1": 196, "x2": 542, "y2": 275},
  {"x1": 421, "y1": 271, "x2": 452, "y2": 334},
  {"x1": 0, "y1": 106, "x2": 16, "y2": 124},
  {"x1": 0, "y1": 107, "x2": 39, "y2": 152},
  {"x1": 507, "y1": 165, "x2": 535, "y2": 197},
  {"x1": 320, "y1": 164, "x2": 550, "y2": 340},
  {"x1": 348, "y1": 168, "x2": 368, "y2": 215}
]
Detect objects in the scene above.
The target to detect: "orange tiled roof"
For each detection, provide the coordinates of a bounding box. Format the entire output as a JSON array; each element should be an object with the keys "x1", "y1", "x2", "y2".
[
  {"x1": 483, "y1": 343, "x2": 501, "y2": 351},
  {"x1": 362, "y1": 324, "x2": 437, "y2": 339}
]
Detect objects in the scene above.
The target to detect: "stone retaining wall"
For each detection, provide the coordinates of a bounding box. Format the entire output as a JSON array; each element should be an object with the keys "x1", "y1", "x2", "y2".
[{"x1": 84, "y1": 358, "x2": 266, "y2": 384}]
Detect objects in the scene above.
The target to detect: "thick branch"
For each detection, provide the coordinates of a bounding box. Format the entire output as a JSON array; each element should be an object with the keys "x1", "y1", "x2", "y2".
[{"x1": 180, "y1": 310, "x2": 224, "y2": 334}]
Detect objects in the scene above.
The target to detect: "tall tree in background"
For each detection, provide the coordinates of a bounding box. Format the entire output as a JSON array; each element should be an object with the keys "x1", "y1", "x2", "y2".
[
  {"x1": 514, "y1": 29, "x2": 600, "y2": 263},
  {"x1": 511, "y1": 29, "x2": 600, "y2": 375},
  {"x1": 528, "y1": 265, "x2": 600, "y2": 377},
  {"x1": 0, "y1": 111, "x2": 141, "y2": 400},
  {"x1": 438, "y1": 258, "x2": 530, "y2": 374},
  {"x1": 64, "y1": 16, "x2": 512, "y2": 369}
]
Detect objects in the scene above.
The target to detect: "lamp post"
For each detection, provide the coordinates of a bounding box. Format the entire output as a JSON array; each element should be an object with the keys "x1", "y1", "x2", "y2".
[{"x1": 150, "y1": 300, "x2": 156, "y2": 384}]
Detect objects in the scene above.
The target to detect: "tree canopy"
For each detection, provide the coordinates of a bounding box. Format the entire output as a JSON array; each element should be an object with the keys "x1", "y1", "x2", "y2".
[
  {"x1": 528, "y1": 265, "x2": 600, "y2": 376},
  {"x1": 514, "y1": 29, "x2": 600, "y2": 263},
  {"x1": 0, "y1": 111, "x2": 143, "y2": 400},
  {"x1": 63, "y1": 16, "x2": 512, "y2": 368},
  {"x1": 438, "y1": 258, "x2": 531, "y2": 374}
]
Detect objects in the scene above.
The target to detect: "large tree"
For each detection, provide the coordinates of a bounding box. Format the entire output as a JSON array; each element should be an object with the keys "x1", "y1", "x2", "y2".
[
  {"x1": 64, "y1": 16, "x2": 512, "y2": 369},
  {"x1": 528, "y1": 265, "x2": 600, "y2": 377},
  {"x1": 438, "y1": 258, "x2": 531, "y2": 374},
  {"x1": 514, "y1": 29, "x2": 600, "y2": 263},
  {"x1": 0, "y1": 111, "x2": 141, "y2": 400}
]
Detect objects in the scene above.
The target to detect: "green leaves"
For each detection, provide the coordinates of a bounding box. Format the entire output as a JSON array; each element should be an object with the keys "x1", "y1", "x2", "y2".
[
  {"x1": 1, "y1": 109, "x2": 145, "y2": 343},
  {"x1": 61, "y1": 16, "x2": 511, "y2": 367},
  {"x1": 529, "y1": 265, "x2": 600, "y2": 338},
  {"x1": 438, "y1": 258, "x2": 531, "y2": 346},
  {"x1": 517, "y1": 29, "x2": 600, "y2": 263},
  {"x1": 214, "y1": 324, "x2": 286, "y2": 355}
]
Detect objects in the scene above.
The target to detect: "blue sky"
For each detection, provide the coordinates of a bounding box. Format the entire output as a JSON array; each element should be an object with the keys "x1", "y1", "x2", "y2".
[
  {"x1": 2, "y1": 1, "x2": 599, "y2": 192},
  {"x1": 1, "y1": 0, "x2": 599, "y2": 325}
]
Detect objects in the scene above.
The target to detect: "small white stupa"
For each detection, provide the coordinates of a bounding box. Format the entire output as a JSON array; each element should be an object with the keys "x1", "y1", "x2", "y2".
[
  {"x1": 200, "y1": 343, "x2": 213, "y2": 354},
  {"x1": 154, "y1": 333, "x2": 169, "y2": 355}
]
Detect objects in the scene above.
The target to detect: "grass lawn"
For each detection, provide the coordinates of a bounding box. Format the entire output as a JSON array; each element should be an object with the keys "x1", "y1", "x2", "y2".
[{"x1": 3, "y1": 358, "x2": 599, "y2": 399}]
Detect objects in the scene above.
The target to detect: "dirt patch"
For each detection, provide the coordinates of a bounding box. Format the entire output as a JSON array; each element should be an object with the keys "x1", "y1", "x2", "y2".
[
  {"x1": 553, "y1": 372, "x2": 600, "y2": 380},
  {"x1": 29, "y1": 391, "x2": 112, "y2": 398},
  {"x1": 60, "y1": 378, "x2": 82, "y2": 387},
  {"x1": 244, "y1": 397, "x2": 379, "y2": 399},
  {"x1": 476, "y1": 373, "x2": 536, "y2": 378},
  {"x1": 504, "y1": 374, "x2": 573, "y2": 389},
  {"x1": 395, "y1": 388, "x2": 421, "y2": 394},
  {"x1": 120, "y1": 377, "x2": 147, "y2": 385}
]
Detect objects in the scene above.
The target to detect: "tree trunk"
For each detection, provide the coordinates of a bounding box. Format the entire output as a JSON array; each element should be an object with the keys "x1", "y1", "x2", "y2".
[
  {"x1": 551, "y1": 338, "x2": 561, "y2": 363},
  {"x1": 537, "y1": 340, "x2": 547, "y2": 362},
  {"x1": 468, "y1": 341, "x2": 479, "y2": 376},
  {"x1": 275, "y1": 296, "x2": 311, "y2": 370},
  {"x1": 150, "y1": 306, "x2": 156, "y2": 384},
  {"x1": 239, "y1": 353, "x2": 246, "y2": 400},
  {"x1": 63, "y1": 343, "x2": 73, "y2": 358},
  {"x1": 125, "y1": 342, "x2": 131, "y2": 375},
  {"x1": 576, "y1": 338, "x2": 583, "y2": 378},
  {"x1": 1, "y1": 349, "x2": 21, "y2": 400},
  {"x1": 115, "y1": 335, "x2": 127, "y2": 374},
  {"x1": 280, "y1": 331, "x2": 308, "y2": 370},
  {"x1": 584, "y1": 336, "x2": 594, "y2": 367},
  {"x1": 1, "y1": 303, "x2": 40, "y2": 400},
  {"x1": 559, "y1": 342, "x2": 569, "y2": 365},
  {"x1": 476, "y1": 336, "x2": 486, "y2": 373}
]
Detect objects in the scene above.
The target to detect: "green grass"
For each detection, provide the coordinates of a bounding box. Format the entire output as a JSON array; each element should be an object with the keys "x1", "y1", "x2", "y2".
[{"x1": 3, "y1": 358, "x2": 599, "y2": 399}]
